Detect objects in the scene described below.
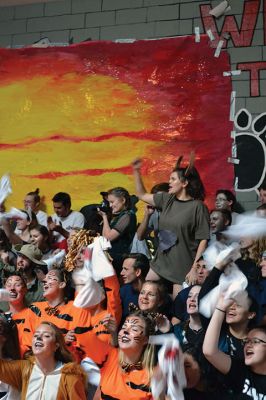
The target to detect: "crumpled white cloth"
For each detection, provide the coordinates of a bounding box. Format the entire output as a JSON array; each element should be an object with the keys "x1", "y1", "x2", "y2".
[
  {"x1": 199, "y1": 263, "x2": 248, "y2": 318},
  {"x1": 2, "y1": 207, "x2": 27, "y2": 220},
  {"x1": 72, "y1": 236, "x2": 114, "y2": 285},
  {"x1": 73, "y1": 236, "x2": 114, "y2": 308},
  {"x1": 200, "y1": 241, "x2": 248, "y2": 318},
  {"x1": 81, "y1": 357, "x2": 100, "y2": 386},
  {"x1": 149, "y1": 334, "x2": 187, "y2": 400},
  {"x1": 203, "y1": 241, "x2": 241, "y2": 270},
  {"x1": 223, "y1": 212, "x2": 266, "y2": 240},
  {"x1": 73, "y1": 277, "x2": 105, "y2": 308},
  {"x1": 44, "y1": 250, "x2": 66, "y2": 270},
  {"x1": 0, "y1": 174, "x2": 12, "y2": 205}
]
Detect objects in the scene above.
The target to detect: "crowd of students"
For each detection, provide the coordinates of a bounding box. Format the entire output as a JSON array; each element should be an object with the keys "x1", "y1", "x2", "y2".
[{"x1": 0, "y1": 158, "x2": 265, "y2": 399}]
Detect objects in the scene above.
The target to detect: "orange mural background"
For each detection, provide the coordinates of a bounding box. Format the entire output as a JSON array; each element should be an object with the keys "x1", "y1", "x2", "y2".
[{"x1": 0, "y1": 36, "x2": 233, "y2": 215}]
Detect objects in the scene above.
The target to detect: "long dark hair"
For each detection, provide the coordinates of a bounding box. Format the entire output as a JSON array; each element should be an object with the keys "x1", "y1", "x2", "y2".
[
  {"x1": 20, "y1": 209, "x2": 38, "y2": 229},
  {"x1": 172, "y1": 154, "x2": 205, "y2": 201},
  {"x1": 0, "y1": 314, "x2": 21, "y2": 360},
  {"x1": 0, "y1": 229, "x2": 11, "y2": 251},
  {"x1": 30, "y1": 224, "x2": 51, "y2": 247}
]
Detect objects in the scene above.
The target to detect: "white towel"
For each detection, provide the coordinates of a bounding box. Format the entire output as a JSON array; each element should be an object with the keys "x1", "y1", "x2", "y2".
[
  {"x1": 0, "y1": 174, "x2": 12, "y2": 205},
  {"x1": 2, "y1": 207, "x2": 27, "y2": 220},
  {"x1": 72, "y1": 236, "x2": 114, "y2": 308},
  {"x1": 199, "y1": 264, "x2": 248, "y2": 318},
  {"x1": 223, "y1": 212, "x2": 266, "y2": 240},
  {"x1": 150, "y1": 334, "x2": 187, "y2": 400},
  {"x1": 44, "y1": 250, "x2": 66, "y2": 270}
]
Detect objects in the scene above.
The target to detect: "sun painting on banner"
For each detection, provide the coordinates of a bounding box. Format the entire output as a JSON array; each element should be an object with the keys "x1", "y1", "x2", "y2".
[{"x1": 0, "y1": 36, "x2": 233, "y2": 213}]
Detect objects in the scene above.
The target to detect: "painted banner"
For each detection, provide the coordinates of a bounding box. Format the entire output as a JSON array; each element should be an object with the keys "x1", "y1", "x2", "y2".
[{"x1": 0, "y1": 36, "x2": 233, "y2": 213}]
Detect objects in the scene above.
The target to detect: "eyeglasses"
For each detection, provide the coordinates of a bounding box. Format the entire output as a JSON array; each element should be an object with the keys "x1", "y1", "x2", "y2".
[{"x1": 242, "y1": 338, "x2": 266, "y2": 345}]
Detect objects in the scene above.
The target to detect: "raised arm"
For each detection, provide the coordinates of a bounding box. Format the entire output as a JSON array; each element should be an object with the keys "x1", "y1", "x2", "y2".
[
  {"x1": 99, "y1": 212, "x2": 121, "y2": 241},
  {"x1": 203, "y1": 296, "x2": 233, "y2": 375},
  {"x1": 104, "y1": 275, "x2": 122, "y2": 325},
  {"x1": 132, "y1": 159, "x2": 155, "y2": 206},
  {"x1": 1, "y1": 218, "x2": 24, "y2": 245},
  {"x1": 136, "y1": 205, "x2": 154, "y2": 240}
]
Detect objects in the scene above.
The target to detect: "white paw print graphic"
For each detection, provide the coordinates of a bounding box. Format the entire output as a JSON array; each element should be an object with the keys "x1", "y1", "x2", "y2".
[{"x1": 232, "y1": 109, "x2": 266, "y2": 191}]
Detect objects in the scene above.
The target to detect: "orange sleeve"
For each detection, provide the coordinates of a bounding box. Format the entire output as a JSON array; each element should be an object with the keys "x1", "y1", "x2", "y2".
[
  {"x1": 103, "y1": 275, "x2": 122, "y2": 325},
  {"x1": 75, "y1": 326, "x2": 111, "y2": 365}
]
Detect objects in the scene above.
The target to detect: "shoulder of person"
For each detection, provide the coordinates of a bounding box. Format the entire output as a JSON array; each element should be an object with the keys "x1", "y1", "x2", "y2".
[
  {"x1": 193, "y1": 199, "x2": 206, "y2": 207},
  {"x1": 71, "y1": 210, "x2": 84, "y2": 217},
  {"x1": 37, "y1": 210, "x2": 48, "y2": 216}
]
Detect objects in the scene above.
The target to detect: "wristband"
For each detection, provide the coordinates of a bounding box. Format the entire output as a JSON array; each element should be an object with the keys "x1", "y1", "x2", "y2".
[{"x1": 216, "y1": 307, "x2": 226, "y2": 313}]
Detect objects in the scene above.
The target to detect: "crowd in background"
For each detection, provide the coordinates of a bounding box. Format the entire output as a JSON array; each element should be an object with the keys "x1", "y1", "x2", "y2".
[{"x1": 0, "y1": 157, "x2": 265, "y2": 400}]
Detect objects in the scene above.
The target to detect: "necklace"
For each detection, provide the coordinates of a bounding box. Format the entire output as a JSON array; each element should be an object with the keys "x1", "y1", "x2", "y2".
[{"x1": 45, "y1": 301, "x2": 64, "y2": 316}]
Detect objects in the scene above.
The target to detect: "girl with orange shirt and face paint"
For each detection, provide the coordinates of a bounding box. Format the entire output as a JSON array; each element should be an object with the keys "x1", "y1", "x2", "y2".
[
  {"x1": 27, "y1": 268, "x2": 91, "y2": 361},
  {"x1": 79, "y1": 311, "x2": 156, "y2": 400}
]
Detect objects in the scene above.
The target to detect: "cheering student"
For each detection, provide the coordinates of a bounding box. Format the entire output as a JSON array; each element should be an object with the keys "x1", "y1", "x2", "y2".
[
  {"x1": 80, "y1": 311, "x2": 156, "y2": 399},
  {"x1": 0, "y1": 321, "x2": 87, "y2": 399},
  {"x1": 203, "y1": 295, "x2": 266, "y2": 398},
  {"x1": 132, "y1": 156, "x2": 209, "y2": 296}
]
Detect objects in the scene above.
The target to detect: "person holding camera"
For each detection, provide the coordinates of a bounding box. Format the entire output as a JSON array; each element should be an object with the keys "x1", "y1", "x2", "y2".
[{"x1": 98, "y1": 187, "x2": 137, "y2": 274}]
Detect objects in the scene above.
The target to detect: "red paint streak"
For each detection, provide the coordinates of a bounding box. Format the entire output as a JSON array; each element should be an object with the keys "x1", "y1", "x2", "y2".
[
  {"x1": 0, "y1": 130, "x2": 172, "y2": 150},
  {"x1": 18, "y1": 158, "x2": 159, "y2": 180},
  {"x1": 200, "y1": 0, "x2": 260, "y2": 48},
  {"x1": 237, "y1": 61, "x2": 266, "y2": 96},
  {"x1": 19, "y1": 166, "x2": 133, "y2": 179}
]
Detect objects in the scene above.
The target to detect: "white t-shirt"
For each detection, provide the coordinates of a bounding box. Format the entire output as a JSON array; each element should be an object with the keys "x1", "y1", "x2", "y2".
[
  {"x1": 36, "y1": 210, "x2": 48, "y2": 227},
  {"x1": 52, "y1": 210, "x2": 85, "y2": 243}
]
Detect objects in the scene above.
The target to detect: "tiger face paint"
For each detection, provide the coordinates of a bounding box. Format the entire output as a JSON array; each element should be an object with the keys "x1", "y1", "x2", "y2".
[{"x1": 118, "y1": 316, "x2": 148, "y2": 351}]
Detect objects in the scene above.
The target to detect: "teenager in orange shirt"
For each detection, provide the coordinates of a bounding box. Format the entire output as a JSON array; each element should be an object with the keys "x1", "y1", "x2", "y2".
[
  {"x1": 2, "y1": 273, "x2": 33, "y2": 356},
  {"x1": 64, "y1": 229, "x2": 122, "y2": 348},
  {"x1": 27, "y1": 268, "x2": 92, "y2": 360},
  {"x1": 79, "y1": 311, "x2": 156, "y2": 400}
]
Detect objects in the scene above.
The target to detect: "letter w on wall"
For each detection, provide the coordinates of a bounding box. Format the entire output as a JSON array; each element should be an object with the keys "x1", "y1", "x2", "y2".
[{"x1": 200, "y1": 0, "x2": 260, "y2": 47}]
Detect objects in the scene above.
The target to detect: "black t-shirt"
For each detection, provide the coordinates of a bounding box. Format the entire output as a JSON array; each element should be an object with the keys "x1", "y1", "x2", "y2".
[
  {"x1": 225, "y1": 358, "x2": 266, "y2": 399},
  {"x1": 225, "y1": 331, "x2": 245, "y2": 359}
]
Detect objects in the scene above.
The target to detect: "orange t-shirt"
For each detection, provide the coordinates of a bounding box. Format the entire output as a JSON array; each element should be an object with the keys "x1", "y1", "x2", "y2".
[
  {"x1": 100, "y1": 348, "x2": 152, "y2": 400},
  {"x1": 28, "y1": 300, "x2": 92, "y2": 360},
  {"x1": 74, "y1": 274, "x2": 122, "y2": 350},
  {"x1": 78, "y1": 330, "x2": 152, "y2": 400}
]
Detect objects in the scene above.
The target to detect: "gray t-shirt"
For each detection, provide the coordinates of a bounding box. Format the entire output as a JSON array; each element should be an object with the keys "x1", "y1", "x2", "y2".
[{"x1": 152, "y1": 193, "x2": 210, "y2": 284}]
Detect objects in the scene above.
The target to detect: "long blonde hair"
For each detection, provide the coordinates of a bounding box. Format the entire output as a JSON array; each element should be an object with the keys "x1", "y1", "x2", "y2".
[
  {"x1": 119, "y1": 312, "x2": 156, "y2": 381},
  {"x1": 242, "y1": 236, "x2": 266, "y2": 265}
]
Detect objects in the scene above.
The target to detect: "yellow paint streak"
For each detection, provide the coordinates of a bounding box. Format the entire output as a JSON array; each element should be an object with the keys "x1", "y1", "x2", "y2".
[
  {"x1": 0, "y1": 74, "x2": 154, "y2": 143},
  {"x1": 0, "y1": 137, "x2": 161, "y2": 175}
]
